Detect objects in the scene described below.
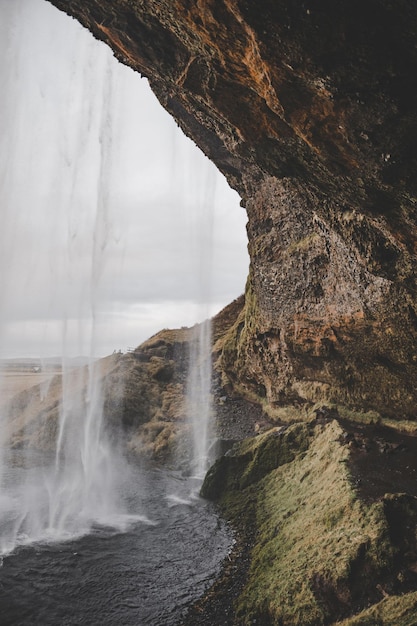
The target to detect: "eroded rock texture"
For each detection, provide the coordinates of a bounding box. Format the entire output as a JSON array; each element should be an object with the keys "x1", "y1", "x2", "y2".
[{"x1": 48, "y1": 0, "x2": 417, "y2": 419}]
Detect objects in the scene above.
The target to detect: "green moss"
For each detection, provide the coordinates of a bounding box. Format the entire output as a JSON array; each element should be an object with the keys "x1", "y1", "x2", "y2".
[
  {"x1": 200, "y1": 422, "x2": 310, "y2": 500},
  {"x1": 206, "y1": 420, "x2": 403, "y2": 625},
  {"x1": 335, "y1": 404, "x2": 383, "y2": 425},
  {"x1": 337, "y1": 592, "x2": 417, "y2": 625},
  {"x1": 235, "y1": 421, "x2": 393, "y2": 625},
  {"x1": 219, "y1": 273, "x2": 258, "y2": 372},
  {"x1": 260, "y1": 401, "x2": 316, "y2": 423},
  {"x1": 239, "y1": 422, "x2": 310, "y2": 489},
  {"x1": 286, "y1": 232, "x2": 321, "y2": 254}
]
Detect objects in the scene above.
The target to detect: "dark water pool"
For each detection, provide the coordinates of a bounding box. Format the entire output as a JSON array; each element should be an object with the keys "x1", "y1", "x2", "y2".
[{"x1": 0, "y1": 468, "x2": 232, "y2": 625}]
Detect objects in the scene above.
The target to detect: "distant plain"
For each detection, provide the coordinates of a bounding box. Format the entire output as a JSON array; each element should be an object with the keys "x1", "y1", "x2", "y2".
[{"x1": 0, "y1": 360, "x2": 62, "y2": 405}]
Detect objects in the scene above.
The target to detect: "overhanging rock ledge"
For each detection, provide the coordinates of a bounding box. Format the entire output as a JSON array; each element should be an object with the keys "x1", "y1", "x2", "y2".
[{"x1": 48, "y1": 0, "x2": 417, "y2": 421}]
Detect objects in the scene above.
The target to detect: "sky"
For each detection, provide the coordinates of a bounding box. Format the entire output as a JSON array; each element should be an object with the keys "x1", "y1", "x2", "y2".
[{"x1": 0, "y1": 0, "x2": 249, "y2": 359}]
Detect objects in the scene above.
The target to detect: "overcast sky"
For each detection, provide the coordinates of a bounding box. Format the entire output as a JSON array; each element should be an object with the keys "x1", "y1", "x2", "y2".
[{"x1": 0, "y1": 0, "x2": 249, "y2": 359}]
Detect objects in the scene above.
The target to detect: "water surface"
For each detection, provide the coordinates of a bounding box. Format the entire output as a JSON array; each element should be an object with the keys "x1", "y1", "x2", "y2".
[{"x1": 0, "y1": 467, "x2": 232, "y2": 625}]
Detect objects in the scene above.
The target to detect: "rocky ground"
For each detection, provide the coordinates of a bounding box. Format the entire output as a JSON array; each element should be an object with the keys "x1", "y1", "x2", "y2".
[{"x1": 339, "y1": 418, "x2": 417, "y2": 503}]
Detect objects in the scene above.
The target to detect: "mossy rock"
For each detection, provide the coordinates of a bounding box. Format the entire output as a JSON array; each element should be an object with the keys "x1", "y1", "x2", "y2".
[
  {"x1": 201, "y1": 419, "x2": 417, "y2": 625},
  {"x1": 233, "y1": 421, "x2": 392, "y2": 625},
  {"x1": 200, "y1": 421, "x2": 310, "y2": 500},
  {"x1": 337, "y1": 591, "x2": 417, "y2": 625}
]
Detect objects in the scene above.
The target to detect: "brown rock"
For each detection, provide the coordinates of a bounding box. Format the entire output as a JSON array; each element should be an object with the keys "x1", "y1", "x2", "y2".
[{"x1": 47, "y1": 0, "x2": 417, "y2": 420}]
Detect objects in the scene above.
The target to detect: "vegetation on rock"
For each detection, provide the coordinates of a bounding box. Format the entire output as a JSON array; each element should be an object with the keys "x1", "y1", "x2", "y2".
[{"x1": 202, "y1": 419, "x2": 417, "y2": 625}]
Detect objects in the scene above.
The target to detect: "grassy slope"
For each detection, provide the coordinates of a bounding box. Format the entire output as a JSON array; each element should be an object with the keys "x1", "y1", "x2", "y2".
[
  {"x1": 336, "y1": 592, "x2": 417, "y2": 625},
  {"x1": 203, "y1": 420, "x2": 417, "y2": 625}
]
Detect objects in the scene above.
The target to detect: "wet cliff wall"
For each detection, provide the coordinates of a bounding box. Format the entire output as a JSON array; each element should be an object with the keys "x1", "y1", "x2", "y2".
[{"x1": 47, "y1": 0, "x2": 417, "y2": 421}]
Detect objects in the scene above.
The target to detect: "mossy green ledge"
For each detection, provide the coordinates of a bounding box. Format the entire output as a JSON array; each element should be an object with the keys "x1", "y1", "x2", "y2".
[{"x1": 201, "y1": 419, "x2": 417, "y2": 626}]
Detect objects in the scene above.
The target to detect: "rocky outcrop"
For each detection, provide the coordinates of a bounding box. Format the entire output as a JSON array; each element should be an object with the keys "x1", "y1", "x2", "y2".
[
  {"x1": 47, "y1": 0, "x2": 417, "y2": 422},
  {"x1": 4, "y1": 332, "x2": 192, "y2": 462},
  {"x1": 198, "y1": 419, "x2": 417, "y2": 625},
  {"x1": 4, "y1": 300, "x2": 267, "y2": 464}
]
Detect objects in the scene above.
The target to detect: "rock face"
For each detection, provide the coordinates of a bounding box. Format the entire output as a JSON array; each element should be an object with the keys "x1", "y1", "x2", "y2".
[{"x1": 47, "y1": 0, "x2": 417, "y2": 421}]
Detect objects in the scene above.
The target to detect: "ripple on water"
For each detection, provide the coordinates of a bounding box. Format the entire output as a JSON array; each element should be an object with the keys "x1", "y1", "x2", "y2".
[{"x1": 0, "y1": 467, "x2": 232, "y2": 626}]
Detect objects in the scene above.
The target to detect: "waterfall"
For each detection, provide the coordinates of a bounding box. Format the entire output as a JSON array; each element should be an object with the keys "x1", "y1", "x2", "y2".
[
  {"x1": 187, "y1": 319, "x2": 213, "y2": 478},
  {"x1": 0, "y1": 0, "x2": 248, "y2": 552},
  {"x1": 180, "y1": 152, "x2": 217, "y2": 479},
  {"x1": 0, "y1": 0, "x2": 130, "y2": 553}
]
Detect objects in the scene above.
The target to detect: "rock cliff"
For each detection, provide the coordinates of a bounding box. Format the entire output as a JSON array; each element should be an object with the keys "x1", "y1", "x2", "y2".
[{"x1": 47, "y1": 0, "x2": 417, "y2": 422}]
